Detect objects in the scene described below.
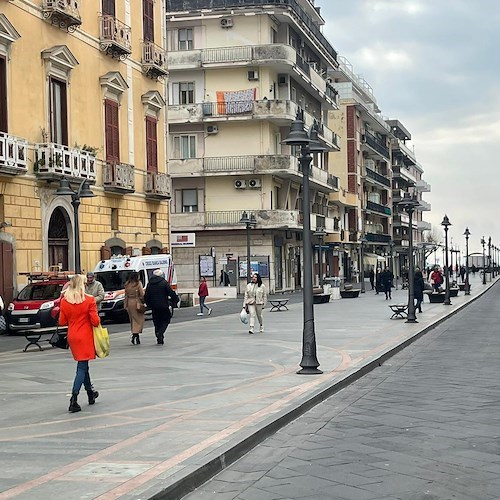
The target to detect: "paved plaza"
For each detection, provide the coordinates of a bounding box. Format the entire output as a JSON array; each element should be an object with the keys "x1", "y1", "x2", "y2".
[{"x1": 0, "y1": 274, "x2": 494, "y2": 499}]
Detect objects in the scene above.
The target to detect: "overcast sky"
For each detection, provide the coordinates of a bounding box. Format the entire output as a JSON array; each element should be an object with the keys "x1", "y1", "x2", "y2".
[{"x1": 319, "y1": 0, "x2": 500, "y2": 255}]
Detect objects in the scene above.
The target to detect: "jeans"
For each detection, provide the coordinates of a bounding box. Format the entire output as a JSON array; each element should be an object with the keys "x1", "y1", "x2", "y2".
[
  {"x1": 199, "y1": 296, "x2": 210, "y2": 313},
  {"x1": 72, "y1": 360, "x2": 92, "y2": 394}
]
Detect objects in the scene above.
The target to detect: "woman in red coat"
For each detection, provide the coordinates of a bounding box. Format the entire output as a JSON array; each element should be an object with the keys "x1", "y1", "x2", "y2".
[{"x1": 59, "y1": 274, "x2": 101, "y2": 413}]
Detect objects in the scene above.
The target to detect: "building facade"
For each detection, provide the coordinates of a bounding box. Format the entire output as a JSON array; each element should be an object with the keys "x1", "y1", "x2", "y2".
[
  {"x1": 166, "y1": 0, "x2": 342, "y2": 293},
  {"x1": 0, "y1": 0, "x2": 170, "y2": 303}
]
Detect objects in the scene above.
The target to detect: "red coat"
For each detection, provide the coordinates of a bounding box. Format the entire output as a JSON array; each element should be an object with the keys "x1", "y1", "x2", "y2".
[
  {"x1": 198, "y1": 281, "x2": 209, "y2": 297},
  {"x1": 59, "y1": 294, "x2": 100, "y2": 361}
]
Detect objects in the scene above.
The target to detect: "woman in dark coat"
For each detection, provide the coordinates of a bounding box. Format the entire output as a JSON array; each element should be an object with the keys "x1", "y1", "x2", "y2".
[{"x1": 414, "y1": 268, "x2": 425, "y2": 313}]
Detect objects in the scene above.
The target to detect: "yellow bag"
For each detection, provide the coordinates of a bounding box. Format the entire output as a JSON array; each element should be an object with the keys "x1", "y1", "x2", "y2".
[{"x1": 93, "y1": 324, "x2": 110, "y2": 358}]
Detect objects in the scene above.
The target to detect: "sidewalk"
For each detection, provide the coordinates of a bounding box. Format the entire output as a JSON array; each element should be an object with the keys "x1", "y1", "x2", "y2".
[{"x1": 0, "y1": 275, "x2": 493, "y2": 499}]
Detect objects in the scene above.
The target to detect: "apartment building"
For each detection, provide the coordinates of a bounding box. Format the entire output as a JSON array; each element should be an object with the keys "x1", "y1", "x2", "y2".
[
  {"x1": 0, "y1": 0, "x2": 170, "y2": 302},
  {"x1": 166, "y1": 0, "x2": 343, "y2": 293}
]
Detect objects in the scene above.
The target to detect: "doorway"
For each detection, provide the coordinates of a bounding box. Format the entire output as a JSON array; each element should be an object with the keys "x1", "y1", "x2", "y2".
[
  {"x1": 0, "y1": 241, "x2": 14, "y2": 304},
  {"x1": 48, "y1": 207, "x2": 69, "y2": 270}
]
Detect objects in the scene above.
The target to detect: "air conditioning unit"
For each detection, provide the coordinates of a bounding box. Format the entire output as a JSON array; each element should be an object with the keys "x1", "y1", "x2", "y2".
[
  {"x1": 206, "y1": 125, "x2": 219, "y2": 135},
  {"x1": 234, "y1": 179, "x2": 246, "y2": 189},
  {"x1": 248, "y1": 178, "x2": 261, "y2": 188},
  {"x1": 220, "y1": 17, "x2": 233, "y2": 28},
  {"x1": 277, "y1": 74, "x2": 289, "y2": 86},
  {"x1": 247, "y1": 70, "x2": 259, "y2": 81}
]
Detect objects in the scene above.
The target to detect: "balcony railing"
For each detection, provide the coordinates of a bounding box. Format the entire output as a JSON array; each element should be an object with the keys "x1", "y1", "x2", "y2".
[
  {"x1": 392, "y1": 165, "x2": 416, "y2": 185},
  {"x1": 42, "y1": 0, "x2": 81, "y2": 32},
  {"x1": 99, "y1": 16, "x2": 131, "y2": 59},
  {"x1": 0, "y1": 132, "x2": 28, "y2": 175},
  {"x1": 365, "y1": 166, "x2": 391, "y2": 188},
  {"x1": 365, "y1": 232, "x2": 392, "y2": 243},
  {"x1": 103, "y1": 162, "x2": 135, "y2": 193},
  {"x1": 145, "y1": 171, "x2": 171, "y2": 199},
  {"x1": 366, "y1": 200, "x2": 391, "y2": 216},
  {"x1": 362, "y1": 131, "x2": 390, "y2": 159},
  {"x1": 204, "y1": 209, "x2": 301, "y2": 229},
  {"x1": 142, "y1": 41, "x2": 168, "y2": 80},
  {"x1": 415, "y1": 179, "x2": 431, "y2": 192},
  {"x1": 34, "y1": 143, "x2": 96, "y2": 182}
]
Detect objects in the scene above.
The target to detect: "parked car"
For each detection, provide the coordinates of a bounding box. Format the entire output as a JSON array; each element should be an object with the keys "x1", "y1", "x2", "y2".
[{"x1": 5, "y1": 272, "x2": 71, "y2": 333}]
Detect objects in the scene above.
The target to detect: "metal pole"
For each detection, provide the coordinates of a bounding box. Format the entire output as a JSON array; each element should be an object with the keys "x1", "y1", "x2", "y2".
[
  {"x1": 298, "y1": 145, "x2": 321, "y2": 375},
  {"x1": 72, "y1": 196, "x2": 81, "y2": 274},
  {"x1": 465, "y1": 230, "x2": 470, "y2": 295},
  {"x1": 488, "y1": 237, "x2": 492, "y2": 281},
  {"x1": 406, "y1": 208, "x2": 417, "y2": 322},
  {"x1": 482, "y1": 238, "x2": 486, "y2": 285},
  {"x1": 318, "y1": 234, "x2": 323, "y2": 288},
  {"x1": 246, "y1": 222, "x2": 251, "y2": 283},
  {"x1": 444, "y1": 226, "x2": 451, "y2": 305},
  {"x1": 360, "y1": 240, "x2": 365, "y2": 293}
]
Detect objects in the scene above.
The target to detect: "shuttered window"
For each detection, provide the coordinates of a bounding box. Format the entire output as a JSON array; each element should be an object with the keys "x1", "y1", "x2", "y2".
[
  {"x1": 146, "y1": 116, "x2": 158, "y2": 172},
  {"x1": 0, "y1": 57, "x2": 7, "y2": 133},
  {"x1": 49, "y1": 77, "x2": 68, "y2": 145},
  {"x1": 104, "y1": 99, "x2": 120, "y2": 163},
  {"x1": 102, "y1": 0, "x2": 115, "y2": 16},
  {"x1": 143, "y1": 0, "x2": 154, "y2": 42}
]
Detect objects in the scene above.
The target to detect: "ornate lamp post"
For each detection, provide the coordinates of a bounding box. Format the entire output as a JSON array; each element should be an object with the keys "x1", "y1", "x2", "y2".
[
  {"x1": 481, "y1": 237, "x2": 486, "y2": 285},
  {"x1": 283, "y1": 113, "x2": 329, "y2": 375},
  {"x1": 239, "y1": 211, "x2": 256, "y2": 283},
  {"x1": 488, "y1": 237, "x2": 492, "y2": 281},
  {"x1": 441, "y1": 215, "x2": 452, "y2": 306},
  {"x1": 56, "y1": 177, "x2": 95, "y2": 274},
  {"x1": 359, "y1": 236, "x2": 367, "y2": 293},
  {"x1": 398, "y1": 193, "x2": 420, "y2": 322},
  {"x1": 464, "y1": 227, "x2": 471, "y2": 295},
  {"x1": 313, "y1": 226, "x2": 327, "y2": 288}
]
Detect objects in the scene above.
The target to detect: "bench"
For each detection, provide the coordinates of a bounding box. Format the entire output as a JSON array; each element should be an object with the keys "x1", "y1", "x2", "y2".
[
  {"x1": 340, "y1": 289, "x2": 360, "y2": 299},
  {"x1": 23, "y1": 326, "x2": 67, "y2": 352},
  {"x1": 269, "y1": 299, "x2": 289, "y2": 312},
  {"x1": 389, "y1": 304, "x2": 408, "y2": 319},
  {"x1": 312, "y1": 288, "x2": 330, "y2": 304}
]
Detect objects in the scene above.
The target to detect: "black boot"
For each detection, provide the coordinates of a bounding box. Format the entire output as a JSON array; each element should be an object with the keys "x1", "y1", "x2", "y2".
[
  {"x1": 69, "y1": 393, "x2": 81, "y2": 413},
  {"x1": 87, "y1": 388, "x2": 99, "y2": 405},
  {"x1": 135, "y1": 334, "x2": 141, "y2": 345}
]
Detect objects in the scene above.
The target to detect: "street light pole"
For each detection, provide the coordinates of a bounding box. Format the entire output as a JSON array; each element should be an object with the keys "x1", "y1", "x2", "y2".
[
  {"x1": 239, "y1": 211, "x2": 256, "y2": 283},
  {"x1": 441, "y1": 215, "x2": 452, "y2": 306},
  {"x1": 488, "y1": 236, "x2": 492, "y2": 281},
  {"x1": 283, "y1": 114, "x2": 329, "y2": 375},
  {"x1": 464, "y1": 227, "x2": 470, "y2": 295},
  {"x1": 359, "y1": 237, "x2": 367, "y2": 293},
  {"x1": 56, "y1": 177, "x2": 95, "y2": 274},
  {"x1": 398, "y1": 194, "x2": 420, "y2": 322},
  {"x1": 313, "y1": 227, "x2": 327, "y2": 288},
  {"x1": 481, "y1": 237, "x2": 486, "y2": 285}
]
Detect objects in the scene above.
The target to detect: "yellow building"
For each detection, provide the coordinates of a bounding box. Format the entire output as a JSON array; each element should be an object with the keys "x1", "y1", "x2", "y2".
[{"x1": 0, "y1": 0, "x2": 170, "y2": 302}]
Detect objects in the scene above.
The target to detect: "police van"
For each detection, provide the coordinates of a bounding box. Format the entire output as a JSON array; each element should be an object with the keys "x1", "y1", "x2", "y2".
[{"x1": 93, "y1": 254, "x2": 177, "y2": 322}]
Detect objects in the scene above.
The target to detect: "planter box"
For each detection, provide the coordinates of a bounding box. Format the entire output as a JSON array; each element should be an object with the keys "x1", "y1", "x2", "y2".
[
  {"x1": 427, "y1": 292, "x2": 445, "y2": 303},
  {"x1": 340, "y1": 290, "x2": 360, "y2": 299},
  {"x1": 449, "y1": 288, "x2": 459, "y2": 297}
]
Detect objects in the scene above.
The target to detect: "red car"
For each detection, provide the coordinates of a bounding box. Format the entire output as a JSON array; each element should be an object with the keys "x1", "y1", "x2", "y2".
[{"x1": 5, "y1": 273, "x2": 71, "y2": 333}]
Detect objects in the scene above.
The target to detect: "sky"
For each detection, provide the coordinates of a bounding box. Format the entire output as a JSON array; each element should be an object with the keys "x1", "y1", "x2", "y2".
[{"x1": 319, "y1": 0, "x2": 500, "y2": 255}]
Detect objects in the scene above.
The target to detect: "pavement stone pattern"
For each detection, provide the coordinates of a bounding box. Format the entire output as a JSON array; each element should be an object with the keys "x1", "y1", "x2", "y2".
[
  {"x1": 0, "y1": 274, "x2": 494, "y2": 499},
  {"x1": 185, "y1": 280, "x2": 500, "y2": 500}
]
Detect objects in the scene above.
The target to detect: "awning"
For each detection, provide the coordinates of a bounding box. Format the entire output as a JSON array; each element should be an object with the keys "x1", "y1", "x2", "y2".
[{"x1": 363, "y1": 253, "x2": 386, "y2": 266}]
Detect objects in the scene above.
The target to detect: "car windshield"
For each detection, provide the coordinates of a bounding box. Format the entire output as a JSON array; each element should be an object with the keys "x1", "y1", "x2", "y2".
[
  {"x1": 95, "y1": 271, "x2": 134, "y2": 291},
  {"x1": 17, "y1": 283, "x2": 63, "y2": 301}
]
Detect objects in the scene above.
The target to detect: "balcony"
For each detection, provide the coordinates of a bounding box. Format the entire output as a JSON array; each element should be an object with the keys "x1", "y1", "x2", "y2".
[
  {"x1": 417, "y1": 200, "x2": 431, "y2": 211},
  {"x1": 365, "y1": 232, "x2": 392, "y2": 244},
  {"x1": 103, "y1": 162, "x2": 135, "y2": 193},
  {"x1": 145, "y1": 171, "x2": 171, "y2": 199},
  {"x1": 0, "y1": 132, "x2": 28, "y2": 175},
  {"x1": 364, "y1": 166, "x2": 391, "y2": 188},
  {"x1": 42, "y1": 0, "x2": 81, "y2": 32},
  {"x1": 417, "y1": 220, "x2": 431, "y2": 231},
  {"x1": 362, "y1": 131, "x2": 390, "y2": 160},
  {"x1": 392, "y1": 165, "x2": 416, "y2": 185},
  {"x1": 415, "y1": 179, "x2": 431, "y2": 192},
  {"x1": 99, "y1": 16, "x2": 131, "y2": 60},
  {"x1": 142, "y1": 41, "x2": 168, "y2": 80},
  {"x1": 34, "y1": 143, "x2": 96, "y2": 182},
  {"x1": 366, "y1": 200, "x2": 391, "y2": 216}
]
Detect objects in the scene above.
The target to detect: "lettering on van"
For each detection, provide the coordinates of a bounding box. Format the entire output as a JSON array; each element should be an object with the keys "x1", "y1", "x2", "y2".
[{"x1": 140, "y1": 259, "x2": 170, "y2": 267}]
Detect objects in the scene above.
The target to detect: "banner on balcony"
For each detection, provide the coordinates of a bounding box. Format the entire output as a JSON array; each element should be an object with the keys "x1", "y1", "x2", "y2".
[
  {"x1": 171, "y1": 232, "x2": 196, "y2": 247},
  {"x1": 216, "y1": 88, "x2": 256, "y2": 115}
]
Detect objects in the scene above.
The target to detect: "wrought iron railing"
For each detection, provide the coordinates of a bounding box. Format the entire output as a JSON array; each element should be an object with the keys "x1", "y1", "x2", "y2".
[
  {"x1": 99, "y1": 15, "x2": 131, "y2": 57},
  {"x1": 365, "y1": 166, "x2": 391, "y2": 187},
  {"x1": 142, "y1": 41, "x2": 168, "y2": 79},
  {"x1": 366, "y1": 200, "x2": 391, "y2": 216},
  {"x1": 42, "y1": 0, "x2": 81, "y2": 31},
  {"x1": 103, "y1": 162, "x2": 135, "y2": 191},
  {"x1": 362, "y1": 131, "x2": 390, "y2": 159},
  {"x1": 145, "y1": 171, "x2": 171, "y2": 198}
]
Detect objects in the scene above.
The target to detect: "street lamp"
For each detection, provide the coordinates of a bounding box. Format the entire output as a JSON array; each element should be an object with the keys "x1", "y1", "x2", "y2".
[
  {"x1": 239, "y1": 211, "x2": 256, "y2": 283},
  {"x1": 283, "y1": 113, "x2": 330, "y2": 375},
  {"x1": 481, "y1": 237, "x2": 486, "y2": 285},
  {"x1": 488, "y1": 236, "x2": 492, "y2": 281},
  {"x1": 441, "y1": 215, "x2": 452, "y2": 306},
  {"x1": 313, "y1": 226, "x2": 327, "y2": 288},
  {"x1": 464, "y1": 227, "x2": 470, "y2": 295},
  {"x1": 398, "y1": 193, "x2": 420, "y2": 322},
  {"x1": 56, "y1": 177, "x2": 95, "y2": 274},
  {"x1": 359, "y1": 236, "x2": 367, "y2": 293}
]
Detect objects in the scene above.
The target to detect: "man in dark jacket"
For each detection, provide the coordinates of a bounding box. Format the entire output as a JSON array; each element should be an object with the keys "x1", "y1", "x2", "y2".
[
  {"x1": 380, "y1": 267, "x2": 394, "y2": 300},
  {"x1": 144, "y1": 269, "x2": 179, "y2": 345},
  {"x1": 413, "y1": 267, "x2": 425, "y2": 313}
]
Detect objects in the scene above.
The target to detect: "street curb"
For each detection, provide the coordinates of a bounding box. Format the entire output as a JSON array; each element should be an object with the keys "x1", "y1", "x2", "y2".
[{"x1": 148, "y1": 281, "x2": 497, "y2": 500}]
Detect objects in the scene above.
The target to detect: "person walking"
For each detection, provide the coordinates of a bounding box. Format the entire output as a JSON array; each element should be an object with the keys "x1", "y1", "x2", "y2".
[
  {"x1": 85, "y1": 272, "x2": 105, "y2": 307},
  {"x1": 220, "y1": 269, "x2": 230, "y2": 287},
  {"x1": 375, "y1": 268, "x2": 381, "y2": 295},
  {"x1": 414, "y1": 267, "x2": 425, "y2": 314},
  {"x1": 197, "y1": 277, "x2": 212, "y2": 316},
  {"x1": 144, "y1": 269, "x2": 179, "y2": 345},
  {"x1": 368, "y1": 267, "x2": 375, "y2": 290},
  {"x1": 124, "y1": 271, "x2": 145, "y2": 345},
  {"x1": 243, "y1": 273, "x2": 267, "y2": 334},
  {"x1": 380, "y1": 267, "x2": 393, "y2": 300},
  {"x1": 58, "y1": 274, "x2": 101, "y2": 413},
  {"x1": 430, "y1": 267, "x2": 443, "y2": 292}
]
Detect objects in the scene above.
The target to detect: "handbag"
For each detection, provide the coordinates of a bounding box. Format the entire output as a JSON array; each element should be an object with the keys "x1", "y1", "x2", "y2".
[
  {"x1": 136, "y1": 298, "x2": 146, "y2": 314},
  {"x1": 49, "y1": 327, "x2": 69, "y2": 349},
  {"x1": 93, "y1": 324, "x2": 110, "y2": 358}
]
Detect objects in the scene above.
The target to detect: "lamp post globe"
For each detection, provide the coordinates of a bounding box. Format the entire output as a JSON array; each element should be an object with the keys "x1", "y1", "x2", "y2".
[
  {"x1": 440, "y1": 215, "x2": 452, "y2": 306},
  {"x1": 463, "y1": 227, "x2": 471, "y2": 295}
]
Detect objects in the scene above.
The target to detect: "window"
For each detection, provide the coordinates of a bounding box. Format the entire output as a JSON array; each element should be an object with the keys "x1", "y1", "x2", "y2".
[
  {"x1": 178, "y1": 28, "x2": 193, "y2": 50},
  {"x1": 102, "y1": 0, "x2": 115, "y2": 16},
  {"x1": 105, "y1": 99, "x2": 120, "y2": 163},
  {"x1": 143, "y1": 0, "x2": 154, "y2": 42},
  {"x1": 111, "y1": 208, "x2": 119, "y2": 230},
  {"x1": 172, "y1": 135, "x2": 196, "y2": 159},
  {"x1": 182, "y1": 189, "x2": 198, "y2": 212},
  {"x1": 150, "y1": 212, "x2": 157, "y2": 233},
  {"x1": 172, "y1": 82, "x2": 194, "y2": 105},
  {"x1": 49, "y1": 77, "x2": 68, "y2": 145},
  {"x1": 146, "y1": 116, "x2": 158, "y2": 172},
  {"x1": 0, "y1": 57, "x2": 6, "y2": 133}
]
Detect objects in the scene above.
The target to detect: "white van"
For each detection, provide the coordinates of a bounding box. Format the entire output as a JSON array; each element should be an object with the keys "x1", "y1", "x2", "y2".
[{"x1": 93, "y1": 254, "x2": 177, "y2": 322}]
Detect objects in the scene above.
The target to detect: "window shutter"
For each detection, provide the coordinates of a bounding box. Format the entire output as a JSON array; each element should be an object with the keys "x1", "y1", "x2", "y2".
[
  {"x1": 100, "y1": 246, "x2": 112, "y2": 260},
  {"x1": 102, "y1": 0, "x2": 115, "y2": 16},
  {"x1": 0, "y1": 58, "x2": 7, "y2": 133},
  {"x1": 142, "y1": 247, "x2": 152, "y2": 255},
  {"x1": 105, "y1": 99, "x2": 120, "y2": 163},
  {"x1": 146, "y1": 116, "x2": 158, "y2": 172},
  {"x1": 160, "y1": 247, "x2": 170, "y2": 254},
  {"x1": 143, "y1": 0, "x2": 154, "y2": 42},
  {"x1": 125, "y1": 246, "x2": 133, "y2": 256}
]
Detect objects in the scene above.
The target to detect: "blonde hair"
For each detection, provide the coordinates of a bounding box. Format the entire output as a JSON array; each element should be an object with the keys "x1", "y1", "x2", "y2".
[{"x1": 64, "y1": 274, "x2": 87, "y2": 304}]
